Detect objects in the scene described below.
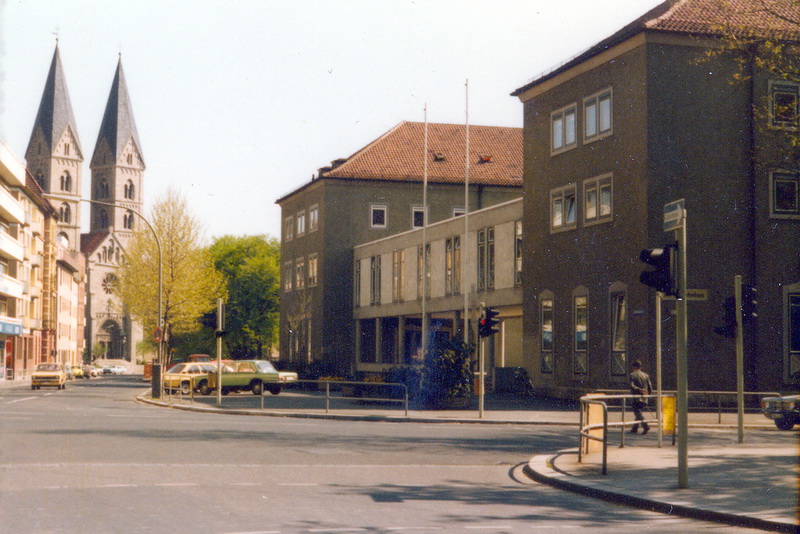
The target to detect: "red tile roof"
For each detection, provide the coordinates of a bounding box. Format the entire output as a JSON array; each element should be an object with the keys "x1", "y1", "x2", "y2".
[
  {"x1": 513, "y1": 0, "x2": 800, "y2": 97},
  {"x1": 80, "y1": 231, "x2": 109, "y2": 255},
  {"x1": 320, "y1": 121, "x2": 522, "y2": 186}
]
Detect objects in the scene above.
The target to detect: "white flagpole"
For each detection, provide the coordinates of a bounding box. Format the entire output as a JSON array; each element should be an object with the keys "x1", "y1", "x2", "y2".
[
  {"x1": 421, "y1": 105, "x2": 429, "y2": 359},
  {"x1": 463, "y1": 80, "x2": 470, "y2": 345}
]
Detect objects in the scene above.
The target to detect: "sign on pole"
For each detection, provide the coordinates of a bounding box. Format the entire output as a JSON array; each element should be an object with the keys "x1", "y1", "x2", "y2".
[{"x1": 664, "y1": 199, "x2": 685, "y2": 231}]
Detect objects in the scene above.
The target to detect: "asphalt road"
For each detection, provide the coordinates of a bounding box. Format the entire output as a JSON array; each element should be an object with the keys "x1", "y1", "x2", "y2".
[{"x1": 0, "y1": 376, "x2": 767, "y2": 533}]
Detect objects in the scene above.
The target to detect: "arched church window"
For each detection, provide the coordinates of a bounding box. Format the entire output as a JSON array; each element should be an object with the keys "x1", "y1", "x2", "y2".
[
  {"x1": 124, "y1": 180, "x2": 135, "y2": 200},
  {"x1": 123, "y1": 211, "x2": 134, "y2": 230},
  {"x1": 59, "y1": 203, "x2": 71, "y2": 224},
  {"x1": 57, "y1": 232, "x2": 69, "y2": 248},
  {"x1": 60, "y1": 172, "x2": 71, "y2": 192},
  {"x1": 98, "y1": 208, "x2": 109, "y2": 229},
  {"x1": 98, "y1": 179, "x2": 109, "y2": 199}
]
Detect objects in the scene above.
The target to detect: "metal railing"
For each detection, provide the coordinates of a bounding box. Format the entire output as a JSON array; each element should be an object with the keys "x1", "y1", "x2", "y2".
[
  {"x1": 579, "y1": 394, "x2": 668, "y2": 475},
  {"x1": 161, "y1": 378, "x2": 410, "y2": 415}
]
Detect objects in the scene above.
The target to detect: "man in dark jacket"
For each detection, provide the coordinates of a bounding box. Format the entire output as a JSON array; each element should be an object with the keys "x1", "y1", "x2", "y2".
[{"x1": 629, "y1": 359, "x2": 652, "y2": 434}]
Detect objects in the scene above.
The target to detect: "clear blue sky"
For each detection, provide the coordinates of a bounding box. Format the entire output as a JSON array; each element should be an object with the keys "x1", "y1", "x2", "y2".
[{"x1": 0, "y1": 0, "x2": 663, "y2": 241}]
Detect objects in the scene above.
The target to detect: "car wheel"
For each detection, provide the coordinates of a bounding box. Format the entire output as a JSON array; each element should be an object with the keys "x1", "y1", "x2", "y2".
[
  {"x1": 267, "y1": 385, "x2": 281, "y2": 395},
  {"x1": 251, "y1": 380, "x2": 264, "y2": 395},
  {"x1": 180, "y1": 381, "x2": 191, "y2": 395},
  {"x1": 198, "y1": 380, "x2": 211, "y2": 396},
  {"x1": 775, "y1": 417, "x2": 796, "y2": 431}
]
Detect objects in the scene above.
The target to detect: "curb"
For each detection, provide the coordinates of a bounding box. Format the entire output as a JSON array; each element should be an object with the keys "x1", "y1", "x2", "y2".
[{"x1": 524, "y1": 452, "x2": 796, "y2": 533}]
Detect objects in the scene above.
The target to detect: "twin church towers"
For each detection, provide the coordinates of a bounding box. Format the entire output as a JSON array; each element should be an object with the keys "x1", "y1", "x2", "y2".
[{"x1": 25, "y1": 44, "x2": 146, "y2": 361}]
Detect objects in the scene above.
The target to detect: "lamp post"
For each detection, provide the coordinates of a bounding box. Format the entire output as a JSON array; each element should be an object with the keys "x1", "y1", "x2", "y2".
[{"x1": 80, "y1": 199, "x2": 162, "y2": 394}]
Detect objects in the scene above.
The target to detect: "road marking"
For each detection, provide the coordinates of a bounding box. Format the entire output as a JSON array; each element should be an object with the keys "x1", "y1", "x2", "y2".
[
  {"x1": 6, "y1": 396, "x2": 37, "y2": 404},
  {"x1": 155, "y1": 483, "x2": 198, "y2": 487},
  {"x1": 100, "y1": 484, "x2": 137, "y2": 488}
]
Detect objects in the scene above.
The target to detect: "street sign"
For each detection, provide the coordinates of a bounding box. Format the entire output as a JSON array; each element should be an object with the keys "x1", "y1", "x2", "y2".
[
  {"x1": 664, "y1": 199, "x2": 685, "y2": 231},
  {"x1": 153, "y1": 326, "x2": 162, "y2": 343},
  {"x1": 662, "y1": 288, "x2": 708, "y2": 301}
]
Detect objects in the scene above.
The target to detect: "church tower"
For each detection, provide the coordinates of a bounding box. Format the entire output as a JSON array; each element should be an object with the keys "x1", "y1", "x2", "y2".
[
  {"x1": 89, "y1": 57, "x2": 145, "y2": 242},
  {"x1": 25, "y1": 44, "x2": 83, "y2": 251}
]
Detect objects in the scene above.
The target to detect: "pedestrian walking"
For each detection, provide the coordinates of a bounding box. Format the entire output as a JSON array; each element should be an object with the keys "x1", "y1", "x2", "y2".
[{"x1": 629, "y1": 359, "x2": 652, "y2": 434}]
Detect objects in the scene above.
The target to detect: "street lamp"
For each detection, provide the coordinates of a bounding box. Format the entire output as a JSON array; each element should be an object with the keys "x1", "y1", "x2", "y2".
[{"x1": 79, "y1": 199, "x2": 162, "y2": 394}]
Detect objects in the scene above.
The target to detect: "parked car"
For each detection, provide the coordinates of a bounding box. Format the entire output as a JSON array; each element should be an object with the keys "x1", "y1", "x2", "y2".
[
  {"x1": 89, "y1": 367, "x2": 105, "y2": 377},
  {"x1": 31, "y1": 363, "x2": 67, "y2": 390},
  {"x1": 761, "y1": 394, "x2": 800, "y2": 430},
  {"x1": 71, "y1": 365, "x2": 85, "y2": 379},
  {"x1": 207, "y1": 360, "x2": 298, "y2": 395},
  {"x1": 106, "y1": 365, "x2": 128, "y2": 375},
  {"x1": 162, "y1": 362, "x2": 218, "y2": 395}
]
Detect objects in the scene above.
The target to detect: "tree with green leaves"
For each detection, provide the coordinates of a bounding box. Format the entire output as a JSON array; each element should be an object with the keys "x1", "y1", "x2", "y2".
[
  {"x1": 116, "y1": 188, "x2": 225, "y2": 365},
  {"x1": 207, "y1": 235, "x2": 281, "y2": 359}
]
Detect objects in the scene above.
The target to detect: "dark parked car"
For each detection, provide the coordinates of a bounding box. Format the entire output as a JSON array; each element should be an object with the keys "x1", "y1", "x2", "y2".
[{"x1": 761, "y1": 395, "x2": 800, "y2": 430}]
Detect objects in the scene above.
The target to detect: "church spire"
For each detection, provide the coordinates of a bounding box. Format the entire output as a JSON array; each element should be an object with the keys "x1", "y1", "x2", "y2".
[
  {"x1": 91, "y1": 57, "x2": 145, "y2": 168},
  {"x1": 25, "y1": 43, "x2": 82, "y2": 160}
]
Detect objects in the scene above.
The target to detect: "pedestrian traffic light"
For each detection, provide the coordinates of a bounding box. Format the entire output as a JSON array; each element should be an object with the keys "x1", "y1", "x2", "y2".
[
  {"x1": 479, "y1": 307, "x2": 500, "y2": 338},
  {"x1": 714, "y1": 296, "x2": 737, "y2": 338},
  {"x1": 742, "y1": 284, "x2": 757, "y2": 322},
  {"x1": 639, "y1": 243, "x2": 678, "y2": 297}
]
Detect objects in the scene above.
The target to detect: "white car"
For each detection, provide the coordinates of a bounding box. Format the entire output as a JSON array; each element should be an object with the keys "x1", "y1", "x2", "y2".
[{"x1": 107, "y1": 365, "x2": 128, "y2": 375}]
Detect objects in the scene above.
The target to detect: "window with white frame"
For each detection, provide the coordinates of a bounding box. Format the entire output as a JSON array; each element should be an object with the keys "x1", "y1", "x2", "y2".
[
  {"x1": 584, "y1": 89, "x2": 613, "y2": 141},
  {"x1": 769, "y1": 80, "x2": 799, "y2": 129},
  {"x1": 551, "y1": 184, "x2": 577, "y2": 231},
  {"x1": 295, "y1": 257, "x2": 305, "y2": 289},
  {"x1": 445, "y1": 236, "x2": 461, "y2": 296},
  {"x1": 574, "y1": 293, "x2": 588, "y2": 375},
  {"x1": 283, "y1": 261, "x2": 293, "y2": 292},
  {"x1": 308, "y1": 254, "x2": 318, "y2": 287},
  {"x1": 371, "y1": 205, "x2": 387, "y2": 228},
  {"x1": 284, "y1": 216, "x2": 294, "y2": 241},
  {"x1": 476, "y1": 228, "x2": 494, "y2": 291},
  {"x1": 392, "y1": 249, "x2": 405, "y2": 302},
  {"x1": 551, "y1": 104, "x2": 577, "y2": 153},
  {"x1": 610, "y1": 290, "x2": 628, "y2": 376},
  {"x1": 412, "y1": 206, "x2": 426, "y2": 228},
  {"x1": 452, "y1": 207, "x2": 466, "y2": 217},
  {"x1": 541, "y1": 295, "x2": 554, "y2": 374},
  {"x1": 296, "y1": 210, "x2": 306, "y2": 237},
  {"x1": 770, "y1": 171, "x2": 800, "y2": 218},
  {"x1": 584, "y1": 175, "x2": 613, "y2": 224},
  {"x1": 309, "y1": 204, "x2": 319, "y2": 232},
  {"x1": 514, "y1": 220, "x2": 522, "y2": 286}
]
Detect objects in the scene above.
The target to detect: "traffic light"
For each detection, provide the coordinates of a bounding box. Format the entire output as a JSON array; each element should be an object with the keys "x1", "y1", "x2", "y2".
[
  {"x1": 742, "y1": 285, "x2": 757, "y2": 323},
  {"x1": 714, "y1": 297, "x2": 737, "y2": 338},
  {"x1": 639, "y1": 243, "x2": 678, "y2": 297},
  {"x1": 479, "y1": 307, "x2": 500, "y2": 338}
]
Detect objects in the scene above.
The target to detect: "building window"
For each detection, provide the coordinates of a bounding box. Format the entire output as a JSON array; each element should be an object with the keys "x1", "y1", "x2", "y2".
[
  {"x1": 551, "y1": 104, "x2": 577, "y2": 153},
  {"x1": 371, "y1": 205, "x2": 387, "y2": 228},
  {"x1": 59, "y1": 203, "x2": 71, "y2": 225},
  {"x1": 610, "y1": 291, "x2": 628, "y2": 376},
  {"x1": 308, "y1": 254, "x2": 318, "y2": 287},
  {"x1": 284, "y1": 216, "x2": 294, "y2": 241},
  {"x1": 551, "y1": 184, "x2": 577, "y2": 232},
  {"x1": 60, "y1": 172, "x2": 71, "y2": 192},
  {"x1": 98, "y1": 209, "x2": 109, "y2": 229},
  {"x1": 370, "y1": 255, "x2": 381, "y2": 305},
  {"x1": 309, "y1": 204, "x2": 319, "y2": 232},
  {"x1": 123, "y1": 210, "x2": 135, "y2": 230},
  {"x1": 445, "y1": 236, "x2": 461, "y2": 296},
  {"x1": 584, "y1": 175, "x2": 613, "y2": 224},
  {"x1": 417, "y1": 244, "x2": 430, "y2": 299},
  {"x1": 64, "y1": 143, "x2": 70, "y2": 156},
  {"x1": 574, "y1": 294, "x2": 588, "y2": 375},
  {"x1": 769, "y1": 80, "x2": 799, "y2": 129},
  {"x1": 296, "y1": 210, "x2": 306, "y2": 237},
  {"x1": 770, "y1": 171, "x2": 800, "y2": 218},
  {"x1": 584, "y1": 89, "x2": 613, "y2": 140},
  {"x1": 295, "y1": 257, "x2": 305, "y2": 290},
  {"x1": 514, "y1": 220, "x2": 523, "y2": 286},
  {"x1": 283, "y1": 261, "x2": 293, "y2": 293},
  {"x1": 477, "y1": 228, "x2": 495, "y2": 291},
  {"x1": 788, "y1": 289, "x2": 800, "y2": 381},
  {"x1": 124, "y1": 180, "x2": 135, "y2": 200},
  {"x1": 412, "y1": 206, "x2": 426, "y2": 228},
  {"x1": 541, "y1": 296, "x2": 554, "y2": 374},
  {"x1": 452, "y1": 207, "x2": 466, "y2": 217},
  {"x1": 98, "y1": 179, "x2": 109, "y2": 199},
  {"x1": 392, "y1": 249, "x2": 405, "y2": 303}
]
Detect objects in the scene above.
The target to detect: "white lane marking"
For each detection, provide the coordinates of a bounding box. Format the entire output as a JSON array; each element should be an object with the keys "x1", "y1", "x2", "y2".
[{"x1": 6, "y1": 396, "x2": 37, "y2": 404}]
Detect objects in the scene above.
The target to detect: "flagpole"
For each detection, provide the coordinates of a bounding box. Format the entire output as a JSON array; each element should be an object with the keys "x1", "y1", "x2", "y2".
[
  {"x1": 463, "y1": 80, "x2": 470, "y2": 345},
  {"x1": 421, "y1": 105, "x2": 429, "y2": 359}
]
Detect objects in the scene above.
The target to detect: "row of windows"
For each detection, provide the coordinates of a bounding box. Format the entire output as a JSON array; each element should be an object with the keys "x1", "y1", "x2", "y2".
[
  {"x1": 95, "y1": 179, "x2": 136, "y2": 201},
  {"x1": 284, "y1": 204, "x2": 319, "y2": 241},
  {"x1": 540, "y1": 288, "x2": 628, "y2": 378},
  {"x1": 59, "y1": 203, "x2": 134, "y2": 229},
  {"x1": 551, "y1": 88, "x2": 612, "y2": 154},
  {"x1": 356, "y1": 221, "x2": 523, "y2": 306},
  {"x1": 551, "y1": 174, "x2": 613, "y2": 232},
  {"x1": 370, "y1": 204, "x2": 467, "y2": 230},
  {"x1": 282, "y1": 254, "x2": 318, "y2": 292}
]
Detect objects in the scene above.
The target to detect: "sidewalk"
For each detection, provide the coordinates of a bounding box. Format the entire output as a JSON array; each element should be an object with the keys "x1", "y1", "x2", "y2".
[{"x1": 142, "y1": 390, "x2": 798, "y2": 532}]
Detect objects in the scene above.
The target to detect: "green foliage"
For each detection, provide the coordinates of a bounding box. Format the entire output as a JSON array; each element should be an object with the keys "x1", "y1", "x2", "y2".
[{"x1": 207, "y1": 235, "x2": 281, "y2": 358}]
